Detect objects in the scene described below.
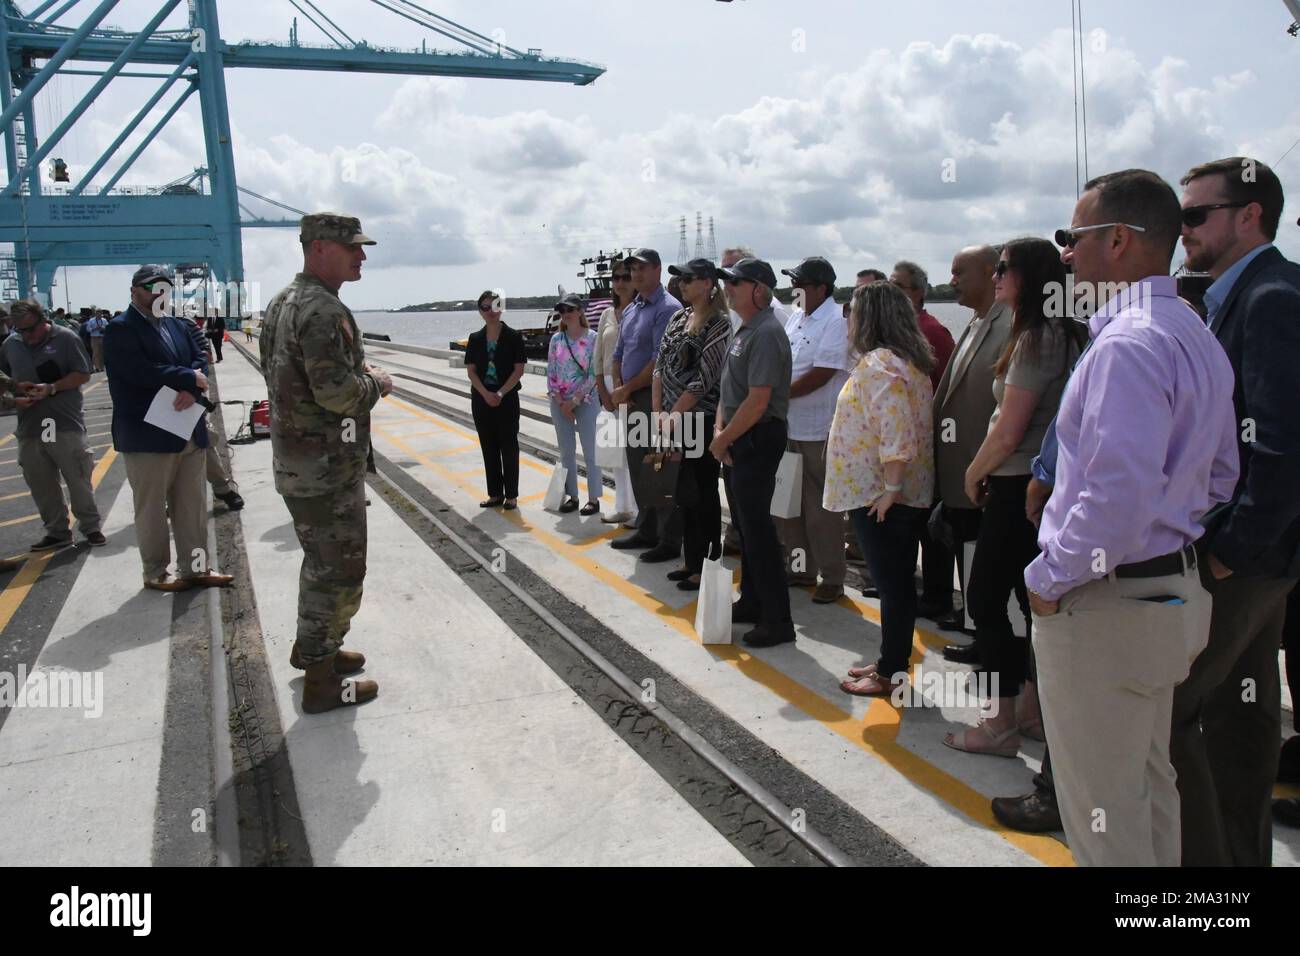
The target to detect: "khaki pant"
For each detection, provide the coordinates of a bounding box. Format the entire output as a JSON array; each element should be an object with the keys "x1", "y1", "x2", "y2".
[
  {"x1": 777, "y1": 438, "x2": 846, "y2": 588},
  {"x1": 1032, "y1": 562, "x2": 1210, "y2": 866},
  {"x1": 90, "y1": 338, "x2": 104, "y2": 370},
  {"x1": 122, "y1": 441, "x2": 208, "y2": 582},
  {"x1": 204, "y1": 419, "x2": 238, "y2": 495},
  {"x1": 17, "y1": 428, "x2": 101, "y2": 541}
]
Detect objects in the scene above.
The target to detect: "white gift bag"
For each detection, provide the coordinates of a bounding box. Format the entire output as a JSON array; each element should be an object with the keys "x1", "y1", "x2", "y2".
[
  {"x1": 770, "y1": 451, "x2": 803, "y2": 518},
  {"x1": 594, "y1": 410, "x2": 627, "y2": 470},
  {"x1": 543, "y1": 465, "x2": 568, "y2": 512},
  {"x1": 694, "y1": 549, "x2": 733, "y2": 645}
]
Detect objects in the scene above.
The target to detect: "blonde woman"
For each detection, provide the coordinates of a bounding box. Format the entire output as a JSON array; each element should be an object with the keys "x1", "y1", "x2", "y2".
[
  {"x1": 824, "y1": 281, "x2": 935, "y2": 695},
  {"x1": 653, "y1": 258, "x2": 733, "y2": 590},
  {"x1": 594, "y1": 263, "x2": 637, "y2": 524}
]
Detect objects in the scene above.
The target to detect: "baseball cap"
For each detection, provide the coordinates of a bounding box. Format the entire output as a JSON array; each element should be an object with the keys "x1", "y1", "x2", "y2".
[
  {"x1": 626, "y1": 247, "x2": 661, "y2": 267},
  {"x1": 300, "y1": 212, "x2": 376, "y2": 245},
  {"x1": 554, "y1": 293, "x2": 585, "y2": 311},
  {"x1": 667, "y1": 258, "x2": 719, "y2": 281},
  {"x1": 131, "y1": 264, "x2": 171, "y2": 288},
  {"x1": 719, "y1": 257, "x2": 778, "y2": 289},
  {"x1": 781, "y1": 256, "x2": 837, "y2": 286}
]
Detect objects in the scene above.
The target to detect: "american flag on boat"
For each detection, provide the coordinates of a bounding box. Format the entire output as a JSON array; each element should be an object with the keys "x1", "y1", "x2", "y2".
[{"x1": 586, "y1": 297, "x2": 612, "y2": 330}]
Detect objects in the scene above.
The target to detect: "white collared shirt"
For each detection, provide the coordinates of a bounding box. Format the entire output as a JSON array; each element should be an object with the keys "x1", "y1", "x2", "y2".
[{"x1": 784, "y1": 296, "x2": 851, "y2": 440}]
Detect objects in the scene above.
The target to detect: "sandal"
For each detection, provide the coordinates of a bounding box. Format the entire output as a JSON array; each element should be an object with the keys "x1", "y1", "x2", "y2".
[
  {"x1": 579, "y1": 501, "x2": 600, "y2": 516},
  {"x1": 942, "y1": 719, "x2": 1021, "y2": 758},
  {"x1": 847, "y1": 663, "x2": 879, "y2": 679},
  {"x1": 479, "y1": 496, "x2": 505, "y2": 508},
  {"x1": 839, "y1": 673, "x2": 899, "y2": 697}
]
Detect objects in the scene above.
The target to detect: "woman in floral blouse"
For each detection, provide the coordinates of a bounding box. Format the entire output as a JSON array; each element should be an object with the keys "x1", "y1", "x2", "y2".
[
  {"x1": 824, "y1": 281, "x2": 935, "y2": 696},
  {"x1": 546, "y1": 295, "x2": 602, "y2": 515}
]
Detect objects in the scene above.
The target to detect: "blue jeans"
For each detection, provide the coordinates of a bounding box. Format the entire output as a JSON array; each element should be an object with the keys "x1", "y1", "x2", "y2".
[
  {"x1": 551, "y1": 397, "x2": 602, "y2": 501},
  {"x1": 850, "y1": 503, "x2": 927, "y2": 678}
]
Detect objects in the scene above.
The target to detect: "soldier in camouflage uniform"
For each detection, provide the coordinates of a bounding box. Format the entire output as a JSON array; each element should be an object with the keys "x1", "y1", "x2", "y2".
[{"x1": 261, "y1": 213, "x2": 393, "y2": 714}]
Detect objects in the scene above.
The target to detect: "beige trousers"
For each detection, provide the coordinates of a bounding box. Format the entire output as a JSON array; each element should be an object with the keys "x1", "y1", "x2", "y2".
[
  {"x1": 1032, "y1": 562, "x2": 1211, "y2": 866},
  {"x1": 777, "y1": 438, "x2": 846, "y2": 588},
  {"x1": 122, "y1": 441, "x2": 208, "y2": 582},
  {"x1": 17, "y1": 428, "x2": 101, "y2": 541}
]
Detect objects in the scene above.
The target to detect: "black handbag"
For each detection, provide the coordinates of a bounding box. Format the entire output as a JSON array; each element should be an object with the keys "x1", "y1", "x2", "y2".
[{"x1": 639, "y1": 445, "x2": 683, "y2": 510}]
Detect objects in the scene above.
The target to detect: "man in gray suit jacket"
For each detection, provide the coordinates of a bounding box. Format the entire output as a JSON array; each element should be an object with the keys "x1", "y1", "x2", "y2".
[{"x1": 930, "y1": 245, "x2": 1012, "y2": 646}]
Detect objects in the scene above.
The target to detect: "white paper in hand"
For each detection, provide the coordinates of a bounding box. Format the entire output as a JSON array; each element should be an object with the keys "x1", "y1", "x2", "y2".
[{"x1": 144, "y1": 386, "x2": 204, "y2": 441}]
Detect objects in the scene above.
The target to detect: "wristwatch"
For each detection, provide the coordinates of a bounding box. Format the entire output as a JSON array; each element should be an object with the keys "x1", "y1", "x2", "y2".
[
  {"x1": 495, "y1": 390, "x2": 504, "y2": 399},
  {"x1": 46, "y1": 382, "x2": 57, "y2": 398}
]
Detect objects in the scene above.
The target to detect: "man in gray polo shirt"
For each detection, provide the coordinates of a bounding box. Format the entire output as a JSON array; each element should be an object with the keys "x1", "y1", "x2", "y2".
[
  {"x1": 710, "y1": 258, "x2": 794, "y2": 647},
  {"x1": 0, "y1": 299, "x2": 103, "y2": 551}
]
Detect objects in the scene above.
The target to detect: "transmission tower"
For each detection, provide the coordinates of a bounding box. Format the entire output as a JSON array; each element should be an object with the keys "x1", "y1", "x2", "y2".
[
  {"x1": 676, "y1": 215, "x2": 688, "y2": 265},
  {"x1": 705, "y1": 216, "x2": 717, "y2": 263},
  {"x1": 693, "y1": 211, "x2": 703, "y2": 259}
]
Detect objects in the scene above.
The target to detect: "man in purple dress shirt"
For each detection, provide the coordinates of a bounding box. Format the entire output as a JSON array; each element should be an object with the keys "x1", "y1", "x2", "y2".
[
  {"x1": 610, "y1": 248, "x2": 683, "y2": 559},
  {"x1": 1025, "y1": 169, "x2": 1239, "y2": 866}
]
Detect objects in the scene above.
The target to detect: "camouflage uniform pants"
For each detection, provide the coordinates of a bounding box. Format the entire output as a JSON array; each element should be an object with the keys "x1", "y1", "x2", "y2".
[{"x1": 284, "y1": 480, "x2": 367, "y2": 665}]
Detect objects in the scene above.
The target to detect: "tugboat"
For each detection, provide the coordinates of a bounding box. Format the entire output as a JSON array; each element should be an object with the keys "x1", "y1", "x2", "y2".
[{"x1": 448, "y1": 248, "x2": 631, "y2": 359}]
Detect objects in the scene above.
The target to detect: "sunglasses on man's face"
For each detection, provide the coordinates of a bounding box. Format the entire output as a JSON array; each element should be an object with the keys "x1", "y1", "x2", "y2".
[
  {"x1": 1054, "y1": 222, "x2": 1147, "y2": 249},
  {"x1": 1180, "y1": 202, "x2": 1248, "y2": 229}
]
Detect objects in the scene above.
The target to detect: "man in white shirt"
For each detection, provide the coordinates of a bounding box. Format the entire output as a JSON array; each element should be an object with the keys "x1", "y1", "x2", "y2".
[{"x1": 778, "y1": 257, "x2": 852, "y2": 603}]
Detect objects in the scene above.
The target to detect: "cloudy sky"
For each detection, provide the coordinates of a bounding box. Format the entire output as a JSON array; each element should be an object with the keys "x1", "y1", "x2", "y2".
[{"x1": 15, "y1": 0, "x2": 1300, "y2": 311}]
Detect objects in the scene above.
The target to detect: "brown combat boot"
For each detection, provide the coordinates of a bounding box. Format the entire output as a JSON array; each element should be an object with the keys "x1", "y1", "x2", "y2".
[
  {"x1": 301, "y1": 655, "x2": 378, "y2": 714},
  {"x1": 290, "y1": 643, "x2": 365, "y2": 674}
]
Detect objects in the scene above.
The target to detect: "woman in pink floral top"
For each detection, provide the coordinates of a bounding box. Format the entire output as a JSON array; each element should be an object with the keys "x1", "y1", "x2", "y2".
[
  {"x1": 824, "y1": 281, "x2": 935, "y2": 696},
  {"x1": 546, "y1": 296, "x2": 602, "y2": 515}
]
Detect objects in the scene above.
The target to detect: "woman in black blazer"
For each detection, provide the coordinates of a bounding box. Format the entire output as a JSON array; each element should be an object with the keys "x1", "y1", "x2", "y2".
[{"x1": 465, "y1": 290, "x2": 528, "y2": 509}]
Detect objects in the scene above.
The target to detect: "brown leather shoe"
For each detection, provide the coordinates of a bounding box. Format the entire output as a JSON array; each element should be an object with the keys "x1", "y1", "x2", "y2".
[
  {"x1": 302, "y1": 655, "x2": 379, "y2": 714},
  {"x1": 144, "y1": 573, "x2": 194, "y2": 592},
  {"x1": 290, "y1": 643, "x2": 366, "y2": 674},
  {"x1": 183, "y1": 572, "x2": 234, "y2": 588}
]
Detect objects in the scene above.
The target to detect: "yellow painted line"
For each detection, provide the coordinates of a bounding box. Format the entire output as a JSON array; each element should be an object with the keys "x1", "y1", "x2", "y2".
[
  {"x1": 574, "y1": 529, "x2": 624, "y2": 549},
  {"x1": 372, "y1": 413, "x2": 1068, "y2": 865},
  {"x1": 0, "y1": 514, "x2": 38, "y2": 527},
  {"x1": 0, "y1": 433, "x2": 12, "y2": 449},
  {"x1": 385, "y1": 395, "x2": 550, "y2": 475},
  {"x1": 0, "y1": 550, "x2": 57, "y2": 629},
  {"x1": 0, "y1": 490, "x2": 29, "y2": 502}
]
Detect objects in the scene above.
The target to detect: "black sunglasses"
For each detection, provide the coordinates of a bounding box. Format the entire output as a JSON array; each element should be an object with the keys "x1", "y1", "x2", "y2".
[
  {"x1": 994, "y1": 260, "x2": 1011, "y2": 278},
  {"x1": 1181, "y1": 202, "x2": 1248, "y2": 229}
]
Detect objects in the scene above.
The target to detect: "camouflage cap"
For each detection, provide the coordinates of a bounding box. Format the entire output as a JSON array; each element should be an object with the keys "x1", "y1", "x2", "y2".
[{"x1": 299, "y1": 212, "x2": 376, "y2": 246}]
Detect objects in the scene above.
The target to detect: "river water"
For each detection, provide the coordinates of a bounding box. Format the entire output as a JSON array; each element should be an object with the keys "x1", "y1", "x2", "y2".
[{"x1": 354, "y1": 301, "x2": 973, "y2": 350}]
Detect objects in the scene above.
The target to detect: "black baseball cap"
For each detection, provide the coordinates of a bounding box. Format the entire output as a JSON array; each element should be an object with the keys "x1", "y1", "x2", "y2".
[
  {"x1": 554, "y1": 293, "x2": 585, "y2": 311},
  {"x1": 719, "y1": 257, "x2": 778, "y2": 289},
  {"x1": 667, "y1": 258, "x2": 718, "y2": 281},
  {"x1": 626, "y1": 247, "x2": 661, "y2": 267},
  {"x1": 131, "y1": 264, "x2": 171, "y2": 287},
  {"x1": 781, "y1": 256, "x2": 837, "y2": 286}
]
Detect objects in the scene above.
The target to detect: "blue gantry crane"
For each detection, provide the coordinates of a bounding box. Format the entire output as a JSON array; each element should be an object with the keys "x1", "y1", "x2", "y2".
[{"x1": 0, "y1": 0, "x2": 604, "y2": 307}]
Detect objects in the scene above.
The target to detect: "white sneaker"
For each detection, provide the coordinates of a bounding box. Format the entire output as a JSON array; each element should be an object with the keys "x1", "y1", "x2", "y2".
[{"x1": 601, "y1": 511, "x2": 632, "y2": 524}]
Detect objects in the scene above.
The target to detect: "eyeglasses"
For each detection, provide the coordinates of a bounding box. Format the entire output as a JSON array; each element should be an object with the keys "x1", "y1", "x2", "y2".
[
  {"x1": 1181, "y1": 202, "x2": 1248, "y2": 228},
  {"x1": 993, "y1": 261, "x2": 1011, "y2": 278},
  {"x1": 1054, "y1": 223, "x2": 1147, "y2": 248}
]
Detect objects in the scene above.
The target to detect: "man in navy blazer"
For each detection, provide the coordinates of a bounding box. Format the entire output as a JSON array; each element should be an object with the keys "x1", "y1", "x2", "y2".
[
  {"x1": 103, "y1": 264, "x2": 234, "y2": 592},
  {"x1": 1172, "y1": 157, "x2": 1300, "y2": 866}
]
